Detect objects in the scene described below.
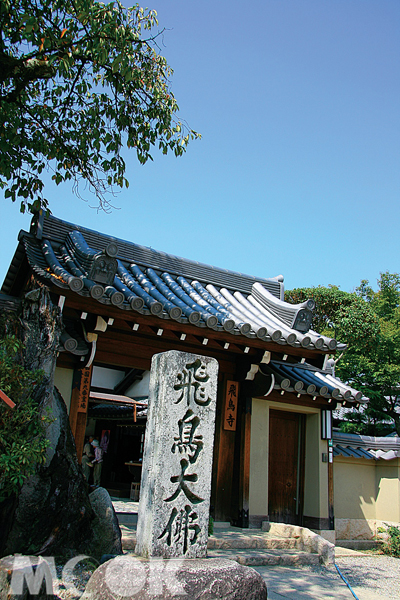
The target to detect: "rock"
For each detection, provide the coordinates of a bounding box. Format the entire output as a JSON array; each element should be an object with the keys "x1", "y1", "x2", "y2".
[
  {"x1": 0, "y1": 555, "x2": 55, "y2": 600},
  {"x1": 0, "y1": 389, "x2": 95, "y2": 559},
  {"x1": 136, "y1": 351, "x2": 218, "y2": 559},
  {"x1": 82, "y1": 556, "x2": 267, "y2": 600},
  {"x1": 89, "y1": 488, "x2": 122, "y2": 559},
  {"x1": 0, "y1": 288, "x2": 96, "y2": 559}
]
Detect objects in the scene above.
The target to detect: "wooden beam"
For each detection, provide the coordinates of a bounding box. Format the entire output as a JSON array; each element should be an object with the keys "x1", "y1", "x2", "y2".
[
  {"x1": 94, "y1": 350, "x2": 151, "y2": 371},
  {"x1": 69, "y1": 365, "x2": 93, "y2": 463},
  {"x1": 95, "y1": 330, "x2": 238, "y2": 374},
  {"x1": 256, "y1": 389, "x2": 338, "y2": 410},
  {"x1": 237, "y1": 394, "x2": 252, "y2": 528},
  {"x1": 212, "y1": 375, "x2": 237, "y2": 522},
  {"x1": 123, "y1": 324, "x2": 259, "y2": 358},
  {"x1": 55, "y1": 351, "x2": 81, "y2": 370},
  {"x1": 56, "y1": 290, "x2": 332, "y2": 359}
]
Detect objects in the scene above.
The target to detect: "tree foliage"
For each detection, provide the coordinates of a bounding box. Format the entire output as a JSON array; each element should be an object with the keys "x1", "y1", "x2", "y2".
[
  {"x1": 0, "y1": 326, "x2": 51, "y2": 501},
  {"x1": 378, "y1": 525, "x2": 400, "y2": 558},
  {"x1": 286, "y1": 274, "x2": 400, "y2": 436},
  {"x1": 285, "y1": 285, "x2": 379, "y2": 351},
  {"x1": 0, "y1": 0, "x2": 199, "y2": 213}
]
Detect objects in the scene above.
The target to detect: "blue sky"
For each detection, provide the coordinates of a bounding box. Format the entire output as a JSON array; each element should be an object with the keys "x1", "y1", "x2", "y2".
[{"x1": 1, "y1": 0, "x2": 399, "y2": 293}]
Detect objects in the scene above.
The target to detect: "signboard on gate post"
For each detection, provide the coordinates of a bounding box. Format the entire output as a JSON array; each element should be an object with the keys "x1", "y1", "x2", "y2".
[{"x1": 223, "y1": 380, "x2": 239, "y2": 431}]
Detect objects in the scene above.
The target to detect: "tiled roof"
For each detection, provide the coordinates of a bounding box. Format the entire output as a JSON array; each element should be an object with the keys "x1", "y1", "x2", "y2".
[
  {"x1": 259, "y1": 361, "x2": 367, "y2": 404},
  {"x1": 0, "y1": 293, "x2": 21, "y2": 313},
  {"x1": 88, "y1": 403, "x2": 146, "y2": 419},
  {"x1": 333, "y1": 430, "x2": 400, "y2": 460},
  {"x1": 1, "y1": 215, "x2": 345, "y2": 353}
]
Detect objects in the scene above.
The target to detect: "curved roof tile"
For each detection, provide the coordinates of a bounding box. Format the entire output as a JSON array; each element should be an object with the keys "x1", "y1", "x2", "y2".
[
  {"x1": 3, "y1": 215, "x2": 346, "y2": 352},
  {"x1": 260, "y1": 361, "x2": 366, "y2": 404},
  {"x1": 333, "y1": 431, "x2": 400, "y2": 460}
]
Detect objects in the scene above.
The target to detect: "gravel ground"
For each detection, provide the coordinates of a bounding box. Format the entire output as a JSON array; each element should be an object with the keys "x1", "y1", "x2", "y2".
[
  {"x1": 54, "y1": 559, "x2": 97, "y2": 600},
  {"x1": 44, "y1": 552, "x2": 400, "y2": 599},
  {"x1": 316, "y1": 554, "x2": 400, "y2": 599}
]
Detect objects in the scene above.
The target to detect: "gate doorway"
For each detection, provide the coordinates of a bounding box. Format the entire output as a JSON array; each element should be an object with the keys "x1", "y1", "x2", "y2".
[{"x1": 268, "y1": 409, "x2": 305, "y2": 525}]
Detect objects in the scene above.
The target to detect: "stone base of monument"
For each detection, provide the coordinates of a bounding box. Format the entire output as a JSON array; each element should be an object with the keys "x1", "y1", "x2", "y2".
[{"x1": 81, "y1": 556, "x2": 267, "y2": 599}]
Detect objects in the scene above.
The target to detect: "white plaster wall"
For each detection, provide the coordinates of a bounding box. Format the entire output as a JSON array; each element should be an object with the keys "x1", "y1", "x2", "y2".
[
  {"x1": 249, "y1": 399, "x2": 269, "y2": 516},
  {"x1": 125, "y1": 370, "x2": 150, "y2": 398},
  {"x1": 91, "y1": 365, "x2": 125, "y2": 389},
  {"x1": 295, "y1": 410, "x2": 328, "y2": 520},
  {"x1": 376, "y1": 459, "x2": 400, "y2": 523},
  {"x1": 334, "y1": 457, "x2": 376, "y2": 520},
  {"x1": 54, "y1": 367, "x2": 73, "y2": 413},
  {"x1": 303, "y1": 413, "x2": 322, "y2": 517},
  {"x1": 334, "y1": 456, "x2": 400, "y2": 540}
]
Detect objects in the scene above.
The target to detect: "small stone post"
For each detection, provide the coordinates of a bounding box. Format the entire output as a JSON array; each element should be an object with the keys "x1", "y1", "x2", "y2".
[{"x1": 135, "y1": 350, "x2": 218, "y2": 559}]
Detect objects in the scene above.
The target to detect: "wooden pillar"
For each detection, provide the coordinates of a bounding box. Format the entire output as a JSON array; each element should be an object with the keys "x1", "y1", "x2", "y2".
[
  {"x1": 69, "y1": 365, "x2": 93, "y2": 463},
  {"x1": 237, "y1": 395, "x2": 252, "y2": 528},
  {"x1": 211, "y1": 375, "x2": 237, "y2": 522}
]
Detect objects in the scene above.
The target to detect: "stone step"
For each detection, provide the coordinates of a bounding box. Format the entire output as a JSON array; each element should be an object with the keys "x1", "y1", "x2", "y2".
[
  {"x1": 207, "y1": 548, "x2": 321, "y2": 567},
  {"x1": 120, "y1": 527, "x2": 137, "y2": 551},
  {"x1": 336, "y1": 539, "x2": 378, "y2": 551},
  {"x1": 207, "y1": 533, "x2": 299, "y2": 551},
  {"x1": 119, "y1": 520, "x2": 333, "y2": 565},
  {"x1": 122, "y1": 530, "x2": 302, "y2": 553}
]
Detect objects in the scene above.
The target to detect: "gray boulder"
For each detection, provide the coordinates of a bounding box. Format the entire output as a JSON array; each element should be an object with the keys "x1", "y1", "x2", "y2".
[
  {"x1": 82, "y1": 556, "x2": 267, "y2": 599},
  {"x1": 0, "y1": 289, "x2": 96, "y2": 559},
  {"x1": 0, "y1": 555, "x2": 53, "y2": 600},
  {"x1": 0, "y1": 388, "x2": 95, "y2": 559},
  {"x1": 89, "y1": 487, "x2": 122, "y2": 558}
]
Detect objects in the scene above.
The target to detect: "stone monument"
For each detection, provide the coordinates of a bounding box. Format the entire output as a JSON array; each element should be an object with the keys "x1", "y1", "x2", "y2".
[
  {"x1": 81, "y1": 349, "x2": 267, "y2": 599},
  {"x1": 135, "y1": 350, "x2": 218, "y2": 559}
]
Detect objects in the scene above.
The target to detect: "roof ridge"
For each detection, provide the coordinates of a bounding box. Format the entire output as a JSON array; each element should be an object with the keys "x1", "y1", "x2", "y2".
[
  {"x1": 333, "y1": 430, "x2": 400, "y2": 448},
  {"x1": 38, "y1": 215, "x2": 284, "y2": 297}
]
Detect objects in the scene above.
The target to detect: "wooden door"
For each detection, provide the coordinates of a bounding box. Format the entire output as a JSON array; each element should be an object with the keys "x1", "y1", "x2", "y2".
[{"x1": 268, "y1": 409, "x2": 304, "y2": 525}]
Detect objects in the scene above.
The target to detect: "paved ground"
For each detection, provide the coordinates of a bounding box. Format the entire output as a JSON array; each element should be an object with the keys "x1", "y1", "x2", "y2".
[
  {"x1": 255, "y1": 552, "x2": 400, "y2": 600},
  {"x1": 111, "y1": 498, "x2": 139, "y2": 513},
  {"x1": 255, "y1": 562, "x2": 387, "y2": 600},
  {"x1": 256, "y1": 565, "x2": 356, "y2": 600},
  {"x1": 111, "y1": 499, "x2": 399, "y2": 600}
]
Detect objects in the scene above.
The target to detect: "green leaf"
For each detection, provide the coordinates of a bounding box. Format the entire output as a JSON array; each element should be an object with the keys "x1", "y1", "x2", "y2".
[{"x1": 1, "y1": 0, "x2": 199, "y2": 214}]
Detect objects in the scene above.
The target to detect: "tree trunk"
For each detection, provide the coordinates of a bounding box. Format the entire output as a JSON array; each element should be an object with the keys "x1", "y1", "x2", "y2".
[{"x1": 0, "y1": 287, "x2": 96, "y2": 558}]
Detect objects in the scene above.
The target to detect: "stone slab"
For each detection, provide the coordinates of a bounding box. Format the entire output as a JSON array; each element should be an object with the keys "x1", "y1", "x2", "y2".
[
  {"x1": 261, "y1": 521, "x2": 335, "y2": 564},
  {"x1": 136, "y1": 351, "x2": 218, "y2": 559},
  {"x1": 82, "y1": 556, "x2": 267, "y2": 600},
  {"x1": 207, "y1": 548, "x2": 321, "y2": 567}
]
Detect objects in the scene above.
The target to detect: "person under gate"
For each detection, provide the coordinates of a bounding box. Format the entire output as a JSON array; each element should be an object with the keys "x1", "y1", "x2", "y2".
[
  {"x1": 81, "y1": 436, "x2": 94, "y2": 481},
  {"x1": 91, "y1": 438, "x2": 103, "y2": 487}
]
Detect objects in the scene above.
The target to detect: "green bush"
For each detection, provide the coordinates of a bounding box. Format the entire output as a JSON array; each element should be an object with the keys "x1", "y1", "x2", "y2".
[
  {"x1": 0, "y1": 332, "x2": 51, "y2": 501},
  {"x1": 208, "y1": 515, "x2": 214, "y2": 536},
  {"x1": 377, "y1": 525, "x2": 400, "y2": 558}
]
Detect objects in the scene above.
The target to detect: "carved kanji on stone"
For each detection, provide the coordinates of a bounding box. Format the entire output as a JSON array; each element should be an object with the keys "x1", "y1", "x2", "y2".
[
  {"x1": 165, "y1": 458, "x2": 204, "y2": 504},
  {"x1": 158, "y1": 505, "x2": 200, "y2": 554},
  {"x1": 135, "y1": 351, "x2": 218, "y2": 559},
  {"x1": 171, "y1": 409, "x2": 203, "y2": 464},
  {"x1": 174, "y1": 359, "x2": 211, "y2": 407}
]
